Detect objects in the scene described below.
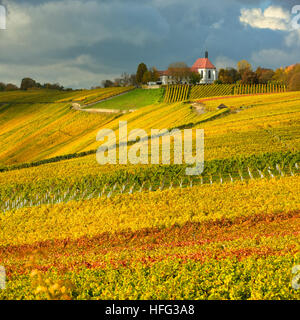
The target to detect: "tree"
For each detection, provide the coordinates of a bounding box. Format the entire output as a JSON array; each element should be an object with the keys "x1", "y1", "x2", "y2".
[
  {"x1": 167, "y1": 62, "x2": 190, "y2": 84},
  {"x1": 214, "y1": 79, "x2": 223, "y2": 84},
  {"x1": 218, "y1": 68, "x2": 240, "y2": 84},
  {"x1": 150, "y1": 67, "x2": 160, "y2": 82},
  {"x1": 287, "y1": 64, "x2": 300, "y2": 91},
  {"x1": 237, "y1": 60, "x2": 252, "y2": 81},
  {"x1": 288, "y1": 72, "x2": 300, "y2": 91},
  {"x1": 218, "y1": 69, "x2": 229, "y2": 84},
  {"x1": 129, "y1": 74, "x2": 137, "y2": 87},
  {"x1": 272, "y1": 67, "x2": 287, "y2": 84},
  {"x1": 142, "y1": 70, "x2": 152, "y2": 84},
  {"x1": 256, "y1": 67, "x2": 275, "y2": 84},
  {"x1": 237, "y1": 60, "x2": 252, "y2": 74},
  {"x1": 20, "y1": 78, "x2": 37, "y2": 90},
  {"x1": 136, "y1": 63, "x2": 148, "y2": 85},
  {"x1": 241, "y1": 69, "x2": 258, "y2": 84},
  {"x1": 0, "y1": 82, "x2": 5, "y2": 91},
  {"x1": 5, "y1": 83, "x2": 19, "y2": 91},
  {"x1": 190, "y1": 71, "x2": 202, "y2": 85},
  {"x1": 287, "y1": 64, "x2": 300, "y2": 82},
  {"x1": 43, "y1": 83, "x2": 63, "y2": 90},
  {"x1": 102, "y1": 80, "x2": 114, "y2": 88}
]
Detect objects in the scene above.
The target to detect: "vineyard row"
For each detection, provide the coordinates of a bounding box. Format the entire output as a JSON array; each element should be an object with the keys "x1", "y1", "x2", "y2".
[
  {"x1": 1, "y1": 162, "x2": 298, "y2": 213},
  {"x1": 164, "y1": 84, "x2": 287, "y2": 102}
]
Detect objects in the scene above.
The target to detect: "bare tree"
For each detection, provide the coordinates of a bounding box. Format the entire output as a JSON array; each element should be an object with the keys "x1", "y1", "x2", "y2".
[{"x1": 168, "y1": 62, "x2": 191, "y2": 84}]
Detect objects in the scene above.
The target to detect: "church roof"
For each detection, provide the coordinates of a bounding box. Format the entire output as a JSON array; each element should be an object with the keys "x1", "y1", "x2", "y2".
[{"x1": 191, "y1": 58, "x2": 216, "y2": 71}]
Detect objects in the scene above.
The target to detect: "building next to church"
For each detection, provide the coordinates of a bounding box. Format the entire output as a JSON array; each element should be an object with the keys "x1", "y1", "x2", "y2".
[{"x1": 158, "y1": 51, "x2": 218, "y2": 85}]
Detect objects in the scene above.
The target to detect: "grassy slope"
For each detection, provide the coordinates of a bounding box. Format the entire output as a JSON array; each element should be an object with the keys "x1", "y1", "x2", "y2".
[
  {"x1": 87, "y1": 88, "x2": 164, "y2": 110},
  {"x1": 0, "y1": 91, "x2": 299, "y2": 166}
]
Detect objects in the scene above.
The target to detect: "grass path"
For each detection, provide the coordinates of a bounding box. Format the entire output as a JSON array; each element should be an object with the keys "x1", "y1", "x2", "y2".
[
  {"x1": 72, "y1": 102, "x2": 136, "y2": 114},
  {"x1": 86, "y1": 88, "x2": 165, "y2": 111}
]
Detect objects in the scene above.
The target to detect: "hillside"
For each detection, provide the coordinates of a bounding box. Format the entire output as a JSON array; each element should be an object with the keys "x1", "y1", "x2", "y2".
[
  {"x1": 1, "y1": 90, "x2": 299, "y2": 166},
  {"x1": 0, "y1": 88, "x2": 133, "y2": 166},
  {"x1": 86, "y1": 88, "x2": 165, "y2": 110},
  {"x1": 0, "y1": 88, "x2": 299, "y2": 300}
]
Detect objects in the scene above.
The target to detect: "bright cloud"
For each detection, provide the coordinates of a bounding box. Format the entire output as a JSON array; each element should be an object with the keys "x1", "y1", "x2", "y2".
[{"x1": 240, "y1": 6, "x2": 291, "y2": 31}]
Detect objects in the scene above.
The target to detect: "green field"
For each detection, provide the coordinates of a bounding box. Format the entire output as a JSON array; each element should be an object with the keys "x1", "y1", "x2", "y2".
[{"x1": 87, "y1": 88, "x2": 165, "y2": 110}]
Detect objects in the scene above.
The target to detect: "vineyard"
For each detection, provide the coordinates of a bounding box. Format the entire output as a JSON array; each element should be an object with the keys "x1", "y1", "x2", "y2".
[
  {"x1": 164, "y1": 84, "x2": 190, "y2": 102},
  {"x1": 0, "y1": 174, "x2": 299, "y2": 299},
  {"x1": 232, "y1": 83, "x2": 286, "y2": 96},
  {"x1": 0, "y1": 90, "x2": 299, "y2": 300},
  {"x1": 164, "y1": 83, "x2": 287, "y2": 102},
  {"x1": 0, "y1": 151, "x2": 299, "y2": 213}
]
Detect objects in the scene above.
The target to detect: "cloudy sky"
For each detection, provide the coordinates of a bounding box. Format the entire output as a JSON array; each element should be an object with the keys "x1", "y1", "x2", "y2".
[{"x1": 0, "y1": 0, "x2": 299, "y2": 88}]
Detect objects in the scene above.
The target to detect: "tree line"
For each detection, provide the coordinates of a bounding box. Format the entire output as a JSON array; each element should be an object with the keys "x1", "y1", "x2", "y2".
[
  {"x1": 102, "y1": 60, "x2": 300, "y2": 90},
  {"x1": 0, "y1": 78, "x2": 71, "y2": 92},
  {"x1": 1, "y1": 60, "x2": 299, "y2": 91},
  {"x1": 100, "y1": 65, "x2": 161, "y2": 88},
  {"x1": 135, "y1": 62, "x2": 201, "y2": 85},
  {"x1": 101, "y1": 62, "x2": 202, "y2": 88},
  {"x1": 217, "y1": 60, "x2": 300, "y2": 90}
]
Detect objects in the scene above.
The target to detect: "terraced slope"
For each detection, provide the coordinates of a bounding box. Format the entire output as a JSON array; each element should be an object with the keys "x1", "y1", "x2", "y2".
[
  {"x1": 0, "y1": 90, "x2": 299, "y2": 300},
  {"x1": 0, "y1": 175, "x2": 299, "y2": 299},
  {"x1": 0, "y1": 99, "x2": 214, "y2": 165},
  {"x1": 0, "y1": 91, "x2": 299, "y2": 166},
  {"x1": 0, "y1": 89, "x2": 133, "y2": 165}
]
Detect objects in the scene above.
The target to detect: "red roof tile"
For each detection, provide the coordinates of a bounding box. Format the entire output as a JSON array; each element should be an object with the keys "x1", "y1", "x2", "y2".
[{"x1": 191, "y1": 58, "x2": 216, "y2": 71}]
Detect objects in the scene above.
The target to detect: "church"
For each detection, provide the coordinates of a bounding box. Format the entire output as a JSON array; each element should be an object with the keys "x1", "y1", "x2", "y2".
[{"x1": 158, "y1": 51, "x2": 218, "y2": 85}]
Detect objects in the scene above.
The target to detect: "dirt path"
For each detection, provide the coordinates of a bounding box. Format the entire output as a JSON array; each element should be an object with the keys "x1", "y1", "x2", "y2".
[
  {"x1": 191, "y1": 102, "x2": 206, "y2": 115},
  {"x1": 72, "y1": 102, "x2": 136, "y2": 114}
]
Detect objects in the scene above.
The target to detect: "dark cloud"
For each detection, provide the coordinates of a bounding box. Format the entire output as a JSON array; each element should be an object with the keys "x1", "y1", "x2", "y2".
[{"x1": 0, "y1": 0, "x2": 299, "y2": 88}]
